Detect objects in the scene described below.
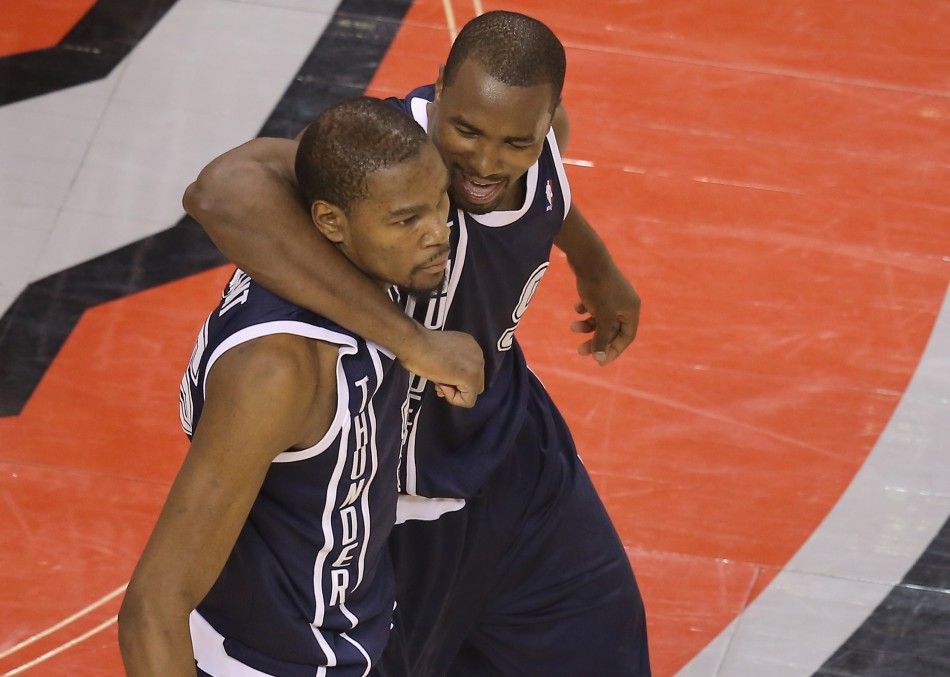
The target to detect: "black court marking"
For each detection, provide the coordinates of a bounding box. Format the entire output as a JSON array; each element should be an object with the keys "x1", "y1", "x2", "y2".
[
  {"x1": 0, "y1": 0, "x2": 412, "y2": 416},
  {"x1": 9, "y1": 4, "x2": 947, "y2": 671},
  {"x1": 815, "y1": 515, "x2": 950, "y2": 676},
  {"x1": 0, "y1": 0, "x2": 179, "y2": 106}
]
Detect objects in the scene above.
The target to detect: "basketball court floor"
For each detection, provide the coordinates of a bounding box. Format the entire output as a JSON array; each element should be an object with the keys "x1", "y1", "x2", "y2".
[{"x1": 0, "y1": 1, "x2": 948, "y2": 674}]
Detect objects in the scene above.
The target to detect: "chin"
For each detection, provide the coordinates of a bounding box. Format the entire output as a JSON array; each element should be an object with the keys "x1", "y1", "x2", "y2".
[
  {"x1": 451, "y1": 195, "x2": 502, "y2": 215},
  {"x1": 461, "y1": 202, "x2": 498, "y2": 215},
  {"x1": 448, "y1": 185, "x2": 504, "y2": 216},
  {"x1": 404, "y1": 273, "x2": 447, "y2": 297}
]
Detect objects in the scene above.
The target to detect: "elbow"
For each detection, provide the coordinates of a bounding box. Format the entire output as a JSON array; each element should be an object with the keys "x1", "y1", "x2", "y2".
[
  {"x1": 182, "y1": 162, "x2": 230, "y2": 224},
  {"x1": 181, "y1": 179, "x2": 208, "y2": 220},
  {"x1": 117, "y1": 582, "x2": 191, "y2": 652},
  {"x1": 182, "y1": 156, "x2": 262, "y2": 226},
  {"x1": 117, "y1": 586, "x2": 148, "y2": 656}
]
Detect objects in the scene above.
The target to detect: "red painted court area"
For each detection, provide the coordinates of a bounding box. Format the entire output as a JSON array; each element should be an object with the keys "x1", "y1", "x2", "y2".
[
  {"x1": 0, "y1": 0, "x2": 97, "y2": 57},
  {"x1": 1, "y1": 1, "x2": 948, "y2": 674}
]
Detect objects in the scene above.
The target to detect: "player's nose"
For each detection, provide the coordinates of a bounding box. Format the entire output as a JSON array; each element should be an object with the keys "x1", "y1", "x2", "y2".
[
  {"x1": 420, "y1": 212, "x2": 449, "y2": 246},
  {"x1": 469, "y1": 142, "x2": 503, "y2": 179}
]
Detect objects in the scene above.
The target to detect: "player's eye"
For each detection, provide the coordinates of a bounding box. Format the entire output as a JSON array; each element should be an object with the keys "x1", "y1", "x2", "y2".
[
  {"x1": 455, "y1": 126, "x2": 478, "y2": 138},
  {"x1": 396, "y1": 215, "x2": 420, "y2": 226}
]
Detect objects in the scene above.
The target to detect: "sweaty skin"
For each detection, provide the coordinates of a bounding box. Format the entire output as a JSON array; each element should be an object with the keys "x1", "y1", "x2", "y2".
[
  {"x1": 118, "y1": 334, "x2": 338, "y2": 675},
  {"x1": 427, "y1": 59, "x2": 640, "y2": 361},
  {"x1": 184, "y1": 139, "x2": 483, "y2": 405},
  {"x1": 184, "y1": 60, "x2": 640, "y2": 372},
  {"x1": 119, "y1": 141, "x2": 463, "y2": 673}
]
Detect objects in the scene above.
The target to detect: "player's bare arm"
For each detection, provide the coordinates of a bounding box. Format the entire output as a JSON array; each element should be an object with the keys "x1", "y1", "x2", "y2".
[
  {"x1": 118, "y1": 334, "x2": 335, "y2": 675},
  {"x1": 183, "y1": 141, "x2": 484, "y2": 405},
  {"x1": 551, "y1": 106, "x2": 641, "y2": 365}
]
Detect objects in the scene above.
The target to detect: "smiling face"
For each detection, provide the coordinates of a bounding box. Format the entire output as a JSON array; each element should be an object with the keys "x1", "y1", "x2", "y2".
[
  {"x1": 429, "y1": 57, "x2": 556, "y2": 214},
  {"x1": 313, "y1": 142, "x2": 451, "y2": 296}
]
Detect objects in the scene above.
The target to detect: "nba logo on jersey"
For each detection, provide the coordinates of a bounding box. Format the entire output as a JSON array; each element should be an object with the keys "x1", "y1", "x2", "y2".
[{"x1": 545, "y1": 179, "x2": 554, "y2": 212}]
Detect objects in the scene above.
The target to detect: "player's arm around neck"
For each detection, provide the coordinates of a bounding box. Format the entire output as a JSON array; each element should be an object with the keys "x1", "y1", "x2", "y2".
[
  {"x1": 183, "y1": 139, "x2": 483, "y2": 407},
  {"x1": 182, "y1": 138, "x2": 414, "y2": 349},
  {"x1": 118, "y1": 334, "x2": 332, "y2": 675},
  {"x1": 550, "y1": 106, "x2": 642, "y2": 366}
]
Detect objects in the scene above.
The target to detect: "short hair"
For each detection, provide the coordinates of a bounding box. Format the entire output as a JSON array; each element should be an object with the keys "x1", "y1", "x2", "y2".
[
  {"x1": 295, "y1": 97, "x2": 428, "y2": 211},
  {"x1": 443, "y1": 11, "x2": 566, "y2": 105}
]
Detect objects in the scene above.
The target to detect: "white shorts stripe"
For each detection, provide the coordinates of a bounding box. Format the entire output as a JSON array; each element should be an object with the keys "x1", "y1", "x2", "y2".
[
  {"x1": 395, "y1": 495, "x2": 466, "y2": 523},
  {"x1": 190, "y1": 611, "x2": 275, "y2": 677}
]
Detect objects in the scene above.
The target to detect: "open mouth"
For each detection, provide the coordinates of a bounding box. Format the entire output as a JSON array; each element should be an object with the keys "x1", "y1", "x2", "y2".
[{"x1": 454, "y1": 170, "x2": 506, "y2": 206}]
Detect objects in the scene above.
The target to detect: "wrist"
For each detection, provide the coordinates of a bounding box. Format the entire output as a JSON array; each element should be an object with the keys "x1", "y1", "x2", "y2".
[{"x1": 390, "y1": 317, "x2": 428, "y2": 364}]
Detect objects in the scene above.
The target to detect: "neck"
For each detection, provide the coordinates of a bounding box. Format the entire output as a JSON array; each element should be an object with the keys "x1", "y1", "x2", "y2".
[{"x1": 497, "y1": 173, "x2": 527, "y2": 211}]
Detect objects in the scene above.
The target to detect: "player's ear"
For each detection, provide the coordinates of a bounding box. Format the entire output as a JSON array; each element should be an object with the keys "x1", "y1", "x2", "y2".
[
  {"x1": 311, "y1": 201, "x2": 346, "y2": 244},
  {"x1": 434, "y1": 64, "x2": 445, "y2": 102}
]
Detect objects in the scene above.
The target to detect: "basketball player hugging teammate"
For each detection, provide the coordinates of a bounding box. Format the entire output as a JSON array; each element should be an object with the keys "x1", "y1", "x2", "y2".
[
  {"x1": 156, "y1": 9, "x2": 650, "y2": 677},
  {"x1": 118, "y1": 99, "x2": 483, "y2": 676}
]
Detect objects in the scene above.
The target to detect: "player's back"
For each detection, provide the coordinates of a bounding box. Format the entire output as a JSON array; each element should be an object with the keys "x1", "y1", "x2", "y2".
[{"x1": 180, "y1": 269, "x2": 407, "y2": 676}]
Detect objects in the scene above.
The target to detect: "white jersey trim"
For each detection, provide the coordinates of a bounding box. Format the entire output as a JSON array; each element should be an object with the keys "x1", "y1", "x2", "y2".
[
  {"x1": 401, "y1": 214, "x2": 467, "y2": 495},
  {"x1": 310, "y1": 414, "x2": 351, "y2": 667},
  {"x1": 445, "y1": 211, "x2": 468, "y2": 316},
  {"x1": 190, "y1": 610, "x2": 276, "y2": 676},
  {"x1": 395, "y1": 495, "x2": 466, "y2": 523},
  {"x1": 341, "y1": 632, "x2": 372, "y2": 677},
  {"x1": 409, "y1": 96, "x2": 540, "y2": 228},
  {"x1": 355, "y1": 396, "x2": 379, "y2": 587},
  {"x1": 404, "y1": 406, "x2": 422, "y2": 495},
  {"x1": 202, "y1": 321, "x2": 359, "y2": 462},
  {"x1": 367, "y1": 344, "x2": 384, "y2": 389},
  {"x1": 395, "y1": 296, "x2": 417, "y2": 494},
  {"x1": 546, "y1": 126, "x2": 572, "y2": 220},
  {"x1": 468, "y1": 161, "x2": 539, "y2": 227},
  {"x1": 368, "y1": 340, "x2": 394, "y2": 361}
]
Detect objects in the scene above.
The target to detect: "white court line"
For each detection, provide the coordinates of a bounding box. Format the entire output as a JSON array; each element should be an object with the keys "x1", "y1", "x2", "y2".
[
  {"x1": 0, "y1": 584, "x2": 127, "y2": 661},
  {"x1": 563, "y1": 157, "x2": 595, "y2": 168},
  {"x1": 441, "y1": 0, "x2": 458, "y2": 41},
  {"x1": 472, "y1": 0, "x2": 484, "y2": 16},
  {"x1": 3, "y1": 616, "x2": 118, "y2": 676},
  {"x1": 679, "y1": 284, "x2": 950, "y2": 675},
  {"x1": 542, "y1": 365, "x2": 841, "y2": 460}
]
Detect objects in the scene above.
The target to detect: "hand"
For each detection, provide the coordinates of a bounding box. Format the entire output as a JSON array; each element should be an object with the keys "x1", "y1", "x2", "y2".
[
  {"x1": 570, "y1": 266, "x2": 641, "y2": 366},
  {"x1": 398, "y1": 329, "x2": 485, "y2": 407}
]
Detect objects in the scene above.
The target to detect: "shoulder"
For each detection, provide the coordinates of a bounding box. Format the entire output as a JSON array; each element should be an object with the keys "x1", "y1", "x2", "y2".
[
  {"x1": 209, "y1": 334, "x2": 318, "y2": 405},
  {"x1": 202, "y1": 333, "x2": 344, "y2": 452}
]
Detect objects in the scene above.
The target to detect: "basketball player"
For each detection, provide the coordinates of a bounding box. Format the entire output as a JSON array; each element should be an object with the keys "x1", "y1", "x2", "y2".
[
  {"x1": 118, "y1": 98, "x2": 476, "y2": 676},
  {"x1": 184, "y1": 11, "x2": 650, "y2": 675}
]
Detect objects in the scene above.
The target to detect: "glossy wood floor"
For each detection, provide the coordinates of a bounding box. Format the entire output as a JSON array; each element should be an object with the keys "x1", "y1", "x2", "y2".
[{"x1": 0, "y1": 1, "x2": 948, "y2": 674}]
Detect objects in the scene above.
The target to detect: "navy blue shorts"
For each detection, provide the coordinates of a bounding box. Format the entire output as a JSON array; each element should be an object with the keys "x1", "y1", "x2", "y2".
[{"x1": 374, "y1": 380, "x2": 651, "y2": 676}]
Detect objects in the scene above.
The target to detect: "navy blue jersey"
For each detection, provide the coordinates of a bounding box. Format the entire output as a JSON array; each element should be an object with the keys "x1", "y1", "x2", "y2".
[
  {"x1": 389, "y1": 87, "x2": 571, "y2": 499},
  {"x1": 178, "y1": 269, "x2": 407, "y2": 676}
]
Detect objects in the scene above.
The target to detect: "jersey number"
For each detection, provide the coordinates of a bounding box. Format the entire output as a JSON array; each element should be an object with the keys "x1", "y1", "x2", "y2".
[{"x1": 497, "y1": 263, "x2": 549, "y2": 352}]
